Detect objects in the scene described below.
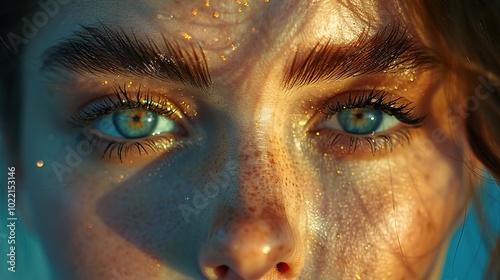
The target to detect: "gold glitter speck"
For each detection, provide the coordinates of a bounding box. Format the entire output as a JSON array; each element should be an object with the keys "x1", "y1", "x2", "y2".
[
  {"x1": 212, "y1": 11, "x2": 219, "y2": 18},
  {"x1": 220, "y1": 55, "x2": 227, "y2": 61},
  {"x1": 36, "y1": 160, "x2": 44, "y2": 168},
  {"x1": 191, "y1": 9, "x2": 198, "y2": 16},
  {"x1": 237, "y1": 7, "x2": 242, "y2": 13},
  {"x1": 182, "y1": 33, "x2": 192, "y2": 40},
  {"x1": 355, "y1": 274, "x2": 361, "y2": 280},
  {"x1": 205, "y1": 0, "x2": 210, "y2": 6}
]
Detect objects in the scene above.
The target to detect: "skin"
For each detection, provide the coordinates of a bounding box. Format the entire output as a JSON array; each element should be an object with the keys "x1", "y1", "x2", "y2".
[{"x1": 19, "y1": 0, "x2": 471, "y2": 279}]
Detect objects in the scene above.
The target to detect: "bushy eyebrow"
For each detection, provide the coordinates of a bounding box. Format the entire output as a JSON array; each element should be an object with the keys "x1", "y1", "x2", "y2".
[
  {"x1": 282, "y1": 25, "x2": 436, "y2": 89},
  {"x1": 42, "y1": 24, "x2": 213, "y2": 91}
]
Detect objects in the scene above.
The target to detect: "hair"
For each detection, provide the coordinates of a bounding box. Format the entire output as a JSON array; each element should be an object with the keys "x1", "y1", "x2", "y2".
[
  {"x1": 0, "y1": 0, "x2": 499, "y2": 278},
  {"x1": 401, "y1": 1, "x2": 500, "y2": 278}
]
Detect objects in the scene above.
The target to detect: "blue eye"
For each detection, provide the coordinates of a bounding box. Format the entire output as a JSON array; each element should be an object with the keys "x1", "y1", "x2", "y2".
[
  {"x1": 322, "y1": 108, "x2": 400, "y2": 135},
  {"x1": 337, "y1": 108, "x2": 383, "y2": 134},
  {"x1": 93, "y1": 108, "x2": 180, "y2": 139}
]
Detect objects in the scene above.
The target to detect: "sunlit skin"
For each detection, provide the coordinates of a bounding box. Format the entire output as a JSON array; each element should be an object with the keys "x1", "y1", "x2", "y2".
[{"x1": 20, "y1": 0, "x2": 471, "y2": 279}]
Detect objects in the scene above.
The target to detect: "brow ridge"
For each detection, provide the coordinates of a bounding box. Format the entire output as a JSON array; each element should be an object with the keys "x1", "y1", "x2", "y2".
[{"x1": 42, "y1": 24, "x2": 213, "y2": 91}]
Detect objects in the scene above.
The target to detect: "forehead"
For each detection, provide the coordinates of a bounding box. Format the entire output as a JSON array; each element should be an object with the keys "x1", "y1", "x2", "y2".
[
  {"x1": 30, "y1": 0, "x2": 413, "y2": 95},
  {"x1": 47, "y1": 0, "x2": 398, "y2": 50}
]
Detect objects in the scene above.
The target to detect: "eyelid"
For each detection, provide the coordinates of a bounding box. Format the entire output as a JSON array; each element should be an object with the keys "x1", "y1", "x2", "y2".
[
  {"x1": 70, "y1": 84, "x2": 186, "y2": 127},
  {"x1": 318, "y1": 89, "x2": 426, "y2": 125}
]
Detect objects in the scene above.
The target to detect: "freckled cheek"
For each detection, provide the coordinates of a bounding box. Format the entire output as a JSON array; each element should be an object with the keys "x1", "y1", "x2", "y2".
[{"x1": 303, "y1": 148, "x2": 462, "y2": 273}]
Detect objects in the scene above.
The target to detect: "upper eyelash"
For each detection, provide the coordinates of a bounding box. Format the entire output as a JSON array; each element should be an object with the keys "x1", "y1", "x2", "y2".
[
  {"x1": 323, "y1": 89, "x2": 426, "y2": 125},
  {"x1": 71, "y1": 84, "x2": 176, "y2": 127}
]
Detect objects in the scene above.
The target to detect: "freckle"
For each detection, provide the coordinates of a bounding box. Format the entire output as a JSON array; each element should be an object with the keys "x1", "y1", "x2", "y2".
[
  {"x1": 87, "y1": 223, "x2": 93, "y2": 229},
  {"x1": 212, "y1": 11, "x2": 219, "y2": 18},
  {"x1": 191, "y1": 8, "x2": 197, "y2": 16},
  {"x1": 251, "y1": 27, "x2": 256, "y2": 32},
  {"x1": 36, "y1": 160, "x2": 44, "y2": 168}
]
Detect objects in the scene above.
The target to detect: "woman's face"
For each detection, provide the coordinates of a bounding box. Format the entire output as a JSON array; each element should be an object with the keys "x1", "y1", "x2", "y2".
[{"x1": 21, "y1": 0, "x2": 468, "y2": 279}]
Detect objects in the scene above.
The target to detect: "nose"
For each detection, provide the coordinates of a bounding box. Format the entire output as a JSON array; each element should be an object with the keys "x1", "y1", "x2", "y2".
[{"x1": 199, "y1": 213, "x2": 301, "y2": 280}]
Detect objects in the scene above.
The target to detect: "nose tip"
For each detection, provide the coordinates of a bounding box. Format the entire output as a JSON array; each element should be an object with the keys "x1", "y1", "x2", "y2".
[{"x1": 200, "y1": 222, "x2": 301, "y2": 280}]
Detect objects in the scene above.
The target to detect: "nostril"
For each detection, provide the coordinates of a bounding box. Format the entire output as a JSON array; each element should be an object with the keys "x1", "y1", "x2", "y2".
[
  {"x1": 214, "y1": 265, "x2": 229, "y2": 278},
  {"x1": 276, "y1": 262, "x2": 290, "y2": 274}
]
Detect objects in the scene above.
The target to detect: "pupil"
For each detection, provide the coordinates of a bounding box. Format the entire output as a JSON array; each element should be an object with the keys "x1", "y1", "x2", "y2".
[{"x1": 132, "y1": 115, "x2": 141, "y2": 122}]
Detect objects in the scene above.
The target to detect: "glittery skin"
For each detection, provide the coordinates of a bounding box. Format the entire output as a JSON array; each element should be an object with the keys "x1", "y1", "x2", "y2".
[{"x1": 20, "y1": 0, "x2": 470, "y2": 279}]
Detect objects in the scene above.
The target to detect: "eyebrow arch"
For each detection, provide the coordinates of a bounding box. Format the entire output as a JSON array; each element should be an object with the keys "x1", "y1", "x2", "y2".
[
  {"x1": 282, "y1": 24, "x2": 436, "y2": 89},
  {"x1": 42, "y1": 24, "x2": 212, "y2": 91}
]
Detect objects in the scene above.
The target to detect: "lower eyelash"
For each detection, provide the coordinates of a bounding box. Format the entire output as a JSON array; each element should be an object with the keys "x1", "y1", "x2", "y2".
[
  {"x1": 77, "y1": 132, "x2": 181, "y2": 163},
  {"x1": 320, "y1": 129, "x2": 413, "y2": 155}
]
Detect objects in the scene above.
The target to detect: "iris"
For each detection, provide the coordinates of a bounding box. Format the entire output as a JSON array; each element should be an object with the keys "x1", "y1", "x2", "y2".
[
  {"x1": 113, "y1": 109, "x2": 158, "y2": 138},
  {"x1": 337, "y1": 108, "x2": 383, "y2": 134}
]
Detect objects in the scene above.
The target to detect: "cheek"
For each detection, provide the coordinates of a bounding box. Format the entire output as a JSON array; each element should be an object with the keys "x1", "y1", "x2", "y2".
[
  {"x1": 303, "y1": 140, "x2": 466, "y2": 277},
  {"x1": 21, "y1": 130, "x2": 200, "y2": 279}
]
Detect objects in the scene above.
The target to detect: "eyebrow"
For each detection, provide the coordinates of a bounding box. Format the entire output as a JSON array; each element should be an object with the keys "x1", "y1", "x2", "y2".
[
  {"x1": 42, "y1": 24, "x2": 212, "y2": 91},
  {"x1": 282, "y1": 25, "x2": 436, "y2": 89}
]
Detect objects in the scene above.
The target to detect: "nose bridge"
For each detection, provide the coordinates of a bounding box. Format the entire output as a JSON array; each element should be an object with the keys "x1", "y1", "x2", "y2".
[{"x1": 199, "y1": 137, "x2": 306, "y2": 279}]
